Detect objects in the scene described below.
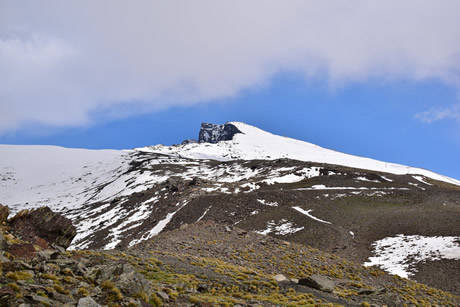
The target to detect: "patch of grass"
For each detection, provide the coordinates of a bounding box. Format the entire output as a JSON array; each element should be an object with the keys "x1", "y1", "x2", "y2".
[
  {"x1": 101, "y1": 280, "x2": 123, "y2": 302},
  {"x1": 150, "y1": 293, "x2": 163, "y2": 306},
  {"x1": 6, "y1": 271, "x2": 33, "y2": 281},
  {"x1": 7, "y1": 283, "x2": 20, "y2": 292},
  {"x1": 53, "y1": 284, "x2": 70, "y2": 295},
  {"x1": 78, "y1": 287, "x2": 89, "y2": 297}
]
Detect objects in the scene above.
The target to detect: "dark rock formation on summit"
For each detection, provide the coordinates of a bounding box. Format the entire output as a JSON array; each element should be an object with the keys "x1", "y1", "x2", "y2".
[{"x1": 198, "y1": 122, "x2": 242, "y2": 143}]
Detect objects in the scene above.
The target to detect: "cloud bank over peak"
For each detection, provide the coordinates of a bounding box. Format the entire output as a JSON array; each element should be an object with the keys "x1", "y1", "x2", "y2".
[{"x1": 1, "y1": 1, "x2": 460, "y2": 133}]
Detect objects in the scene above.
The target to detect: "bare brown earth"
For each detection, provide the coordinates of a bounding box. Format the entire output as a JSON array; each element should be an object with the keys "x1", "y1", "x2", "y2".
[{"x1": 412, "y1": 259, "x2": 460, "y2": 297}]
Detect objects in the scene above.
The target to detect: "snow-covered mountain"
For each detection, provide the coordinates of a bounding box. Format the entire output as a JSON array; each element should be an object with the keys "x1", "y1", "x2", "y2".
[
  {"x1": 142, "y1": 122, "x2": 460, "y2": 185},
  {"x1": 0, "y1": 122, "x2": 459, "y2": 293},
  {"x1": 1, "y1": 122, "x2": 458, "y2": 215}
]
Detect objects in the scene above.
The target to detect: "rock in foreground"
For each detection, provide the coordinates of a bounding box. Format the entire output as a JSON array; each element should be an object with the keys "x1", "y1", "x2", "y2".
[{"x1": 9, "y1": 206, "x2": 76, "y2": 249}]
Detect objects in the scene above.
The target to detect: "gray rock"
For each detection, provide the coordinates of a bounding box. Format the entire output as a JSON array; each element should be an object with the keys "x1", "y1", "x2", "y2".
[
  {"x1": 298, "y1": 274, "x2": 335, "y2": 293},
  {"x1": 358, "y1": 288, "x2": 375, "y2": 295},
  {"x1": 51, "y1": 243, "x2": 66, "y2": 253},
  {"x1": 156, "y1": 291, "x2": 169, "y2": 301},
  {"x1": 0, "y1": 254, "x2": 11, "y2": 263},
  {"x1": 77, "y1": 296, "x2": 100, "y2": 307},
  {"x1": 18, "y1": 261, "x2": 33, "y2": 270},
  {"x1": 52, "y1": 257, "x2": 75, "y2": 266},
  {"x1": 37, "y1": 249, "x2": 59, "y2": 261},
  {"x1": 26, "y1": 294, "x2": 52, "y2": 306},
  {"x1": 74, "y1": 261, "x2": 89, "y2": 276},
  {"x1": 53, "y1": 291, "x2": 75, "y2": 304},
  {"x1": 273, "y1": 274, "x2": 288, "y2": 282},
  {"x1": 88, "y1": 264, "x2": 121, "y2": 283},
  {"x1": 41, "y1": 263, "x2": 60, "y2": 275},
  {"x1": 117, "y1": 264, "x2": 151, "y2": 297}
]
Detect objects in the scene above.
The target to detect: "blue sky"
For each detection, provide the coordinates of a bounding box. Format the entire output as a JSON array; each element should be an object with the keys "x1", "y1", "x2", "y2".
[{"x1": 1, "y1": 1, "x2": 460, "y2": 180}]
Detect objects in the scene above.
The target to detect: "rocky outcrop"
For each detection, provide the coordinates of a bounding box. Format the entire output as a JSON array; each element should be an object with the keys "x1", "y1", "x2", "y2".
[
  {"x1": 9, "y1": 206, "x2": 76, "y2": 249},
  {"x1": 299, "y1": 274, "x2": 335, "y2": 293},
  {"x1": 198, "y1": 122, "x2": 242, "y2": 143},
  {"x1": 0, "y1": 204, "x2": 9, "y2": 224}
]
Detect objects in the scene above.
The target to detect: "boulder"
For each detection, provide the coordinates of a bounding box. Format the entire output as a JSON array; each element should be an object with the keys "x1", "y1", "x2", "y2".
[
  {"x1": 273, "y1": 274, "x2": 288, "y2": 282},
  {"x1": 117, "y1": 264, "x2": 151, "y2": 297},
  {"x1": 8, "y1": 243, "x2": 37, "y2": 259},
  {"x1": 77, "y1": 296, "x2": 101, "y2": 307},
  {"x1": 36, "y1": 249, "x2": 59, "y2": 262},
  {"x1": 298, "y1": 274, "x2": 335, "y2": 293},
  {"x1": 53, "y1": 292, "x2": 76, "y2": 304},
  {"x1": 9, "y1": 207, "x2": 76, "y2": 249},
  {"x1": 26, "y1": 294, "x2": 52, "y2": 306},
  {"x1": 156, "y1": 291, "x2": 169, "y2": 301}
]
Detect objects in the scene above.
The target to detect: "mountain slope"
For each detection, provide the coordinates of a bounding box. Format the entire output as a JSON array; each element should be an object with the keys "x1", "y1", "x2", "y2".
[
  {"x1": 1, "y1": 208, "x2": 458, "y2": 306},
  {"x1": 0, "y1": 122, "x2": 459, "y2": 295}
]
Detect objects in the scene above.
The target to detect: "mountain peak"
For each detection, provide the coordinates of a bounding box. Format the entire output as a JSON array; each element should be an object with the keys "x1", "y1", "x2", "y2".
[{"x1": 141, "y1": 121, "x2": 460, "y2": 186}]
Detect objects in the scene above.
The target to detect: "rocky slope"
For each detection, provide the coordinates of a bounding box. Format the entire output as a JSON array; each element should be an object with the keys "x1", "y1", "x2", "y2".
[
  {"x1": 0, "y1": 205, "x2": 458, "y2": 306},
  {"x1": 0, "y1": 122, "x2": 459, "y2": 297}
]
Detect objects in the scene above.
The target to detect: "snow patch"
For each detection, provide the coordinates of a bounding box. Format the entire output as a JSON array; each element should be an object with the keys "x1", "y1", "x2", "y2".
[
  {"x1": 263, "y1": 167, "x2": 321, "y2": 185},
  {"x1": 364, "y1": 234, "x2": 460, "y2": 279},
  {"x1": 413, "y1": 176, "x2": 433, "y2": 186},
  {"x1": 197, "y1": 205, "x2": 212, "y2": 222},
  {"x1": 256, "y1": 219, "x2": 304, "y2": 236},
  {"x1": 292, "y1": 206, "x2": 332, "y2": 224},
  {"x1": 257, "y1": 199, "x2": 278, "y2": 207},
  {"x1": 356, "y1": 176, "x2": 380, "y2": 183}
]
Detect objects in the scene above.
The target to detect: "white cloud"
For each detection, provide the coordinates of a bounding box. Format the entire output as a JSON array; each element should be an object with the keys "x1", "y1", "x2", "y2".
[
  {"x1": 1, "y1": 0, "x2": 460, "y2": 133},
  {"x1": 415, "y1": 104, "x2": 460, "y2": 123}
]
